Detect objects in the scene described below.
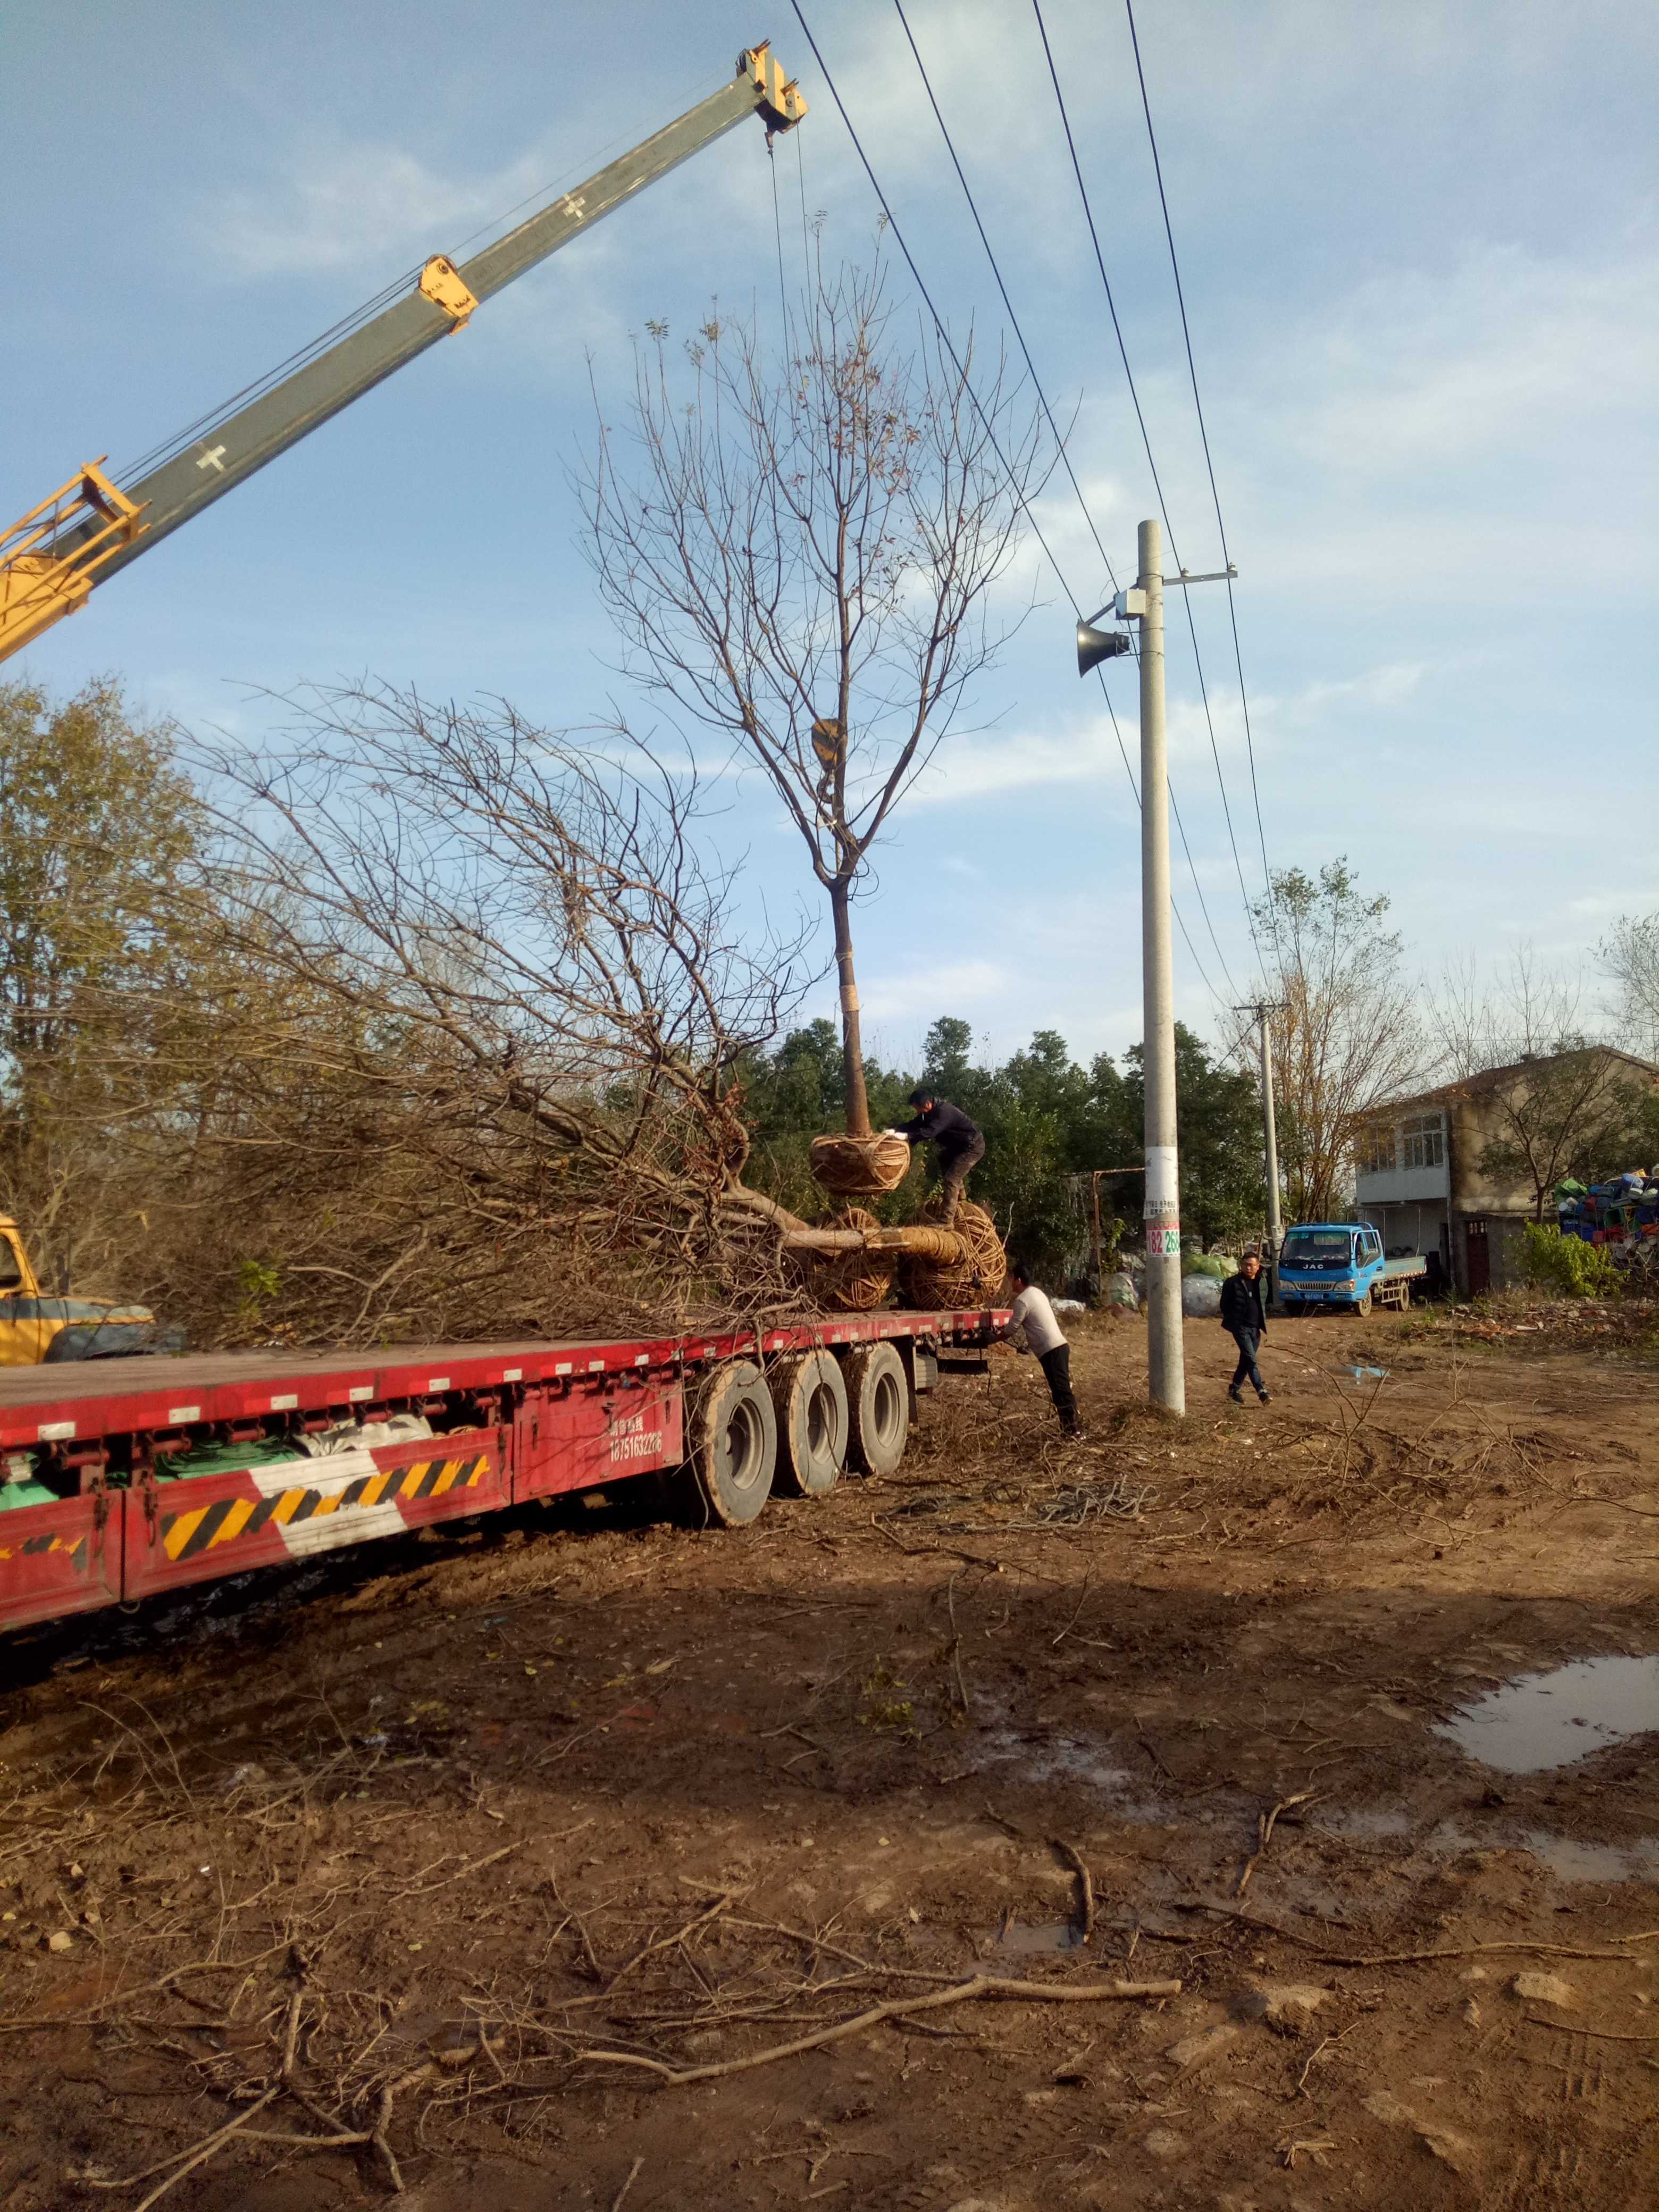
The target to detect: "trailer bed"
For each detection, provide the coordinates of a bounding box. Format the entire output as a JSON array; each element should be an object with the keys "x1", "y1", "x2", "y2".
[{"x1": 0, "y1": 1308, "x2": 1006, "y2": 1638}]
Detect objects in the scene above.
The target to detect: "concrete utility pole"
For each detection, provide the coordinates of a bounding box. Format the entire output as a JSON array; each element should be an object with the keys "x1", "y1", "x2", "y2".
[
  {"x1": 1076, "y1": 535, "x2": 1237, "y2": 1419},
  {"x1": 1236, "y1": 1001, "x2": 1285, "y2": 1303},
  {"x1": 1133, "y1": 520, "x2": 1184, "y2": 1415}
]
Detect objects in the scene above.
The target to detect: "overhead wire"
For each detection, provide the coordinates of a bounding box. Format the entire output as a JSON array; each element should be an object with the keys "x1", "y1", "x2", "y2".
[
  {"x1": 876, "y1": 0, "x2": 1239, "y2": 1011},
  {"x1": 892, "y1": 0, "x2": 1115, "y2": 594},
  {"x1": 1029, "y1": 0, "x2": 1267, "y2": 977},
  {"x1": 791, "y1": 0, "x2": 1236, "y2": 1017},
  {"x1": 1123, "y1": 0, "x2": 1275, "y2": 936},
  {"x1": 786, "y1": 2, "x2": 1088, "y2": 644}
]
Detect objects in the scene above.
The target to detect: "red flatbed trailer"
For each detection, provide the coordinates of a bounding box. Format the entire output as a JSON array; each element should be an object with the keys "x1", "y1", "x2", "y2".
[{"x1": 0, "y1": 1307, "x2": 1007, "y2": 1638}]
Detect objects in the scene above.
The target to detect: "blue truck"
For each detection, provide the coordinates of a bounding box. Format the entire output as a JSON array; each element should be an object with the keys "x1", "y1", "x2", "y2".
[{"x1": 1277, "y1": 1222, "x2": 1427, "y2": 1314}]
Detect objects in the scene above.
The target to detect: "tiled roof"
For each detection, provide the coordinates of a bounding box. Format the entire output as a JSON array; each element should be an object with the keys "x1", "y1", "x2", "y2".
[{"x1": 1361, "y1": 1046, "x2": 1659, "y2": 1120}]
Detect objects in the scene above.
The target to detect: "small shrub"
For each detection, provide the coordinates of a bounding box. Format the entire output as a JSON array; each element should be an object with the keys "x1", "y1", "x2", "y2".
[
  {"x1": 858, "y1": 1660, "x2": 916, "y2": 1737},
  {"x1": 1520, "y1": 1221, "x2": 1622, "y2": 1299}
]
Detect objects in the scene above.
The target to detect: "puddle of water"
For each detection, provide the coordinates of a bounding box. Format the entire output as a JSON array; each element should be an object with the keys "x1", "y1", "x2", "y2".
[
  {"x1": 1322, "y1": 1808, "x2": 1659, "y2": 1887},
  {"x1": 1519, "y1": 1831, "x2": 1659, "y2": 1884},
  {"x1": 1434, "y1": 1653, "x2": 1659, "y2": 1774}
]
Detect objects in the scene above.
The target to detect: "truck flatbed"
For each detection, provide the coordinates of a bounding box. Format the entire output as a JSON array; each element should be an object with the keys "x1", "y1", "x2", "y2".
[{"x1": 0, "y1": 1308, "x2": 1006, "y2": 1638}]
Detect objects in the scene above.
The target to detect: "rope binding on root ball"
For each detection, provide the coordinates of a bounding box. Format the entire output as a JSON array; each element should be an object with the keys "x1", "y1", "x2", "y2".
[
  {"x1": 805, "y1": 1204, "x2": 895, "y2": 1312},
  {"x1": 896, "y1": 1198, "x2": 1006, "y2": 1310},
  {"x1": 809, "y1": 1130, "x2": 911, "y2": 1198}
]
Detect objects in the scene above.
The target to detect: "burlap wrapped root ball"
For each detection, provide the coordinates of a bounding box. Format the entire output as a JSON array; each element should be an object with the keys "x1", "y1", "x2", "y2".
[
  {"x1": 803, "y1": 1205, "x2": 895, "y2": 1313},
  {"x1": 896, "y1": 1199, "x2": 1007, "y2": 1310},
  {"x1": 809, "y1": 1130, "x2": 912, "y2": 1199}
]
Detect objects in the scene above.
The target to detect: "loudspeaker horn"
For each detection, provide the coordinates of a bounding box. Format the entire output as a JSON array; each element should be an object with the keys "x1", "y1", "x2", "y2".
[{"x1": 1076, "y1": 620, "x2": 1132, "y2": 678}]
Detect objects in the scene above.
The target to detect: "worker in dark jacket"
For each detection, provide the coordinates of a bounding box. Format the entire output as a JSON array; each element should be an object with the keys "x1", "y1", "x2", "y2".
[
  {"x1": 897, "y1": 1089, "x2": 985, "y2": 1226},
  {"x1": 1219, "y1": 1250, "x2": 1271, "y2": 1404}
]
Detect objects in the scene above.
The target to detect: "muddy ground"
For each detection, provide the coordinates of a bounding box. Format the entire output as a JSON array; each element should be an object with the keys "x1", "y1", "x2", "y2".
[{"x1": 2, "y1": 1304, "x2": 1657, "y2": 2211}]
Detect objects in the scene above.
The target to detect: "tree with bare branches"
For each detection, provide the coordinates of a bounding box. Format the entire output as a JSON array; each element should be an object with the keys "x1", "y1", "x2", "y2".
[
  {"x1": 1240, "y1": 860, "x2": 1426, "y2": 1221},
  {"x1": 582, "y1": 259, "x2": 1044, "y2": 1141},
  {"x1": 174, "y1": 683, "x2": 814, "y2": 1339}
]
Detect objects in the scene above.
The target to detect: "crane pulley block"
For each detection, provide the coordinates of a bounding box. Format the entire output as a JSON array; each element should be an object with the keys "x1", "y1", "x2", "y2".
[
  {"x1": 1, "y1": 39, "x2": 807, "y2": 665},
  {"x1": 0, "y1": 463, "x2": 146, "y2": 660},
  {"x1": 744, "y1": 41, "x2": 807, "y2": 131},
  {"x1": 417, "y1": 255, "x2": 478, "y2": 328}
]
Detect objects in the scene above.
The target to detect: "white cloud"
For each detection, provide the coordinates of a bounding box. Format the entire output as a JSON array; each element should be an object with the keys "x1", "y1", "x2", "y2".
[
  {"x1": 199, "y1": 143, "x2": 552, "y2": 277},
  {"x1": 860, "y1": 957, "x2": 1009, "y2": 1023}
]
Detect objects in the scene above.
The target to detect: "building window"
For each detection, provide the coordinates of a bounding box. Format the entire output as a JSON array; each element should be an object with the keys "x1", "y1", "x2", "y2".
[
  {"x1": 1401, "y1": 1112, "x2": 1445, "y2": 1169},
  {"x1": 1358, "y1": 1124, "x2": 1395, "y2": 1175}
]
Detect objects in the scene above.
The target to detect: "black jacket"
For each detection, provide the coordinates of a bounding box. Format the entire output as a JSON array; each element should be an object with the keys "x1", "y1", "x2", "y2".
[
  {"x1": 1219, "y1": 1269, "x2": 1267, "y2": 1335},
  {"x1": 899, "y1": 1098, "x2": 982, "y2": 1163}
]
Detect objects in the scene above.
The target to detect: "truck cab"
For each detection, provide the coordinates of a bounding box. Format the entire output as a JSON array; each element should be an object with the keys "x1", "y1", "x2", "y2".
[
  {"x1": 1277, "y1": 1222, "x2": 1426, "y2": 1314},
  {"x1": 0, "y1": 1217, "x2": 173, "y2": 1365}
]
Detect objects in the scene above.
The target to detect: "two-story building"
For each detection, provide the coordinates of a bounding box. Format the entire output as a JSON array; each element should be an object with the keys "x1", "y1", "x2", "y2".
[{"x1": 1351, "y1": 1048, "x2": 1659, "y2": 1294}]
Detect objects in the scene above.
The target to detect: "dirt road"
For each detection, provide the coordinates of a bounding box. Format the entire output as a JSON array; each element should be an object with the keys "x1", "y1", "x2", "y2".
[{"x1": 3, "y1": 1305, "x2": 1656, "y2": 2209}]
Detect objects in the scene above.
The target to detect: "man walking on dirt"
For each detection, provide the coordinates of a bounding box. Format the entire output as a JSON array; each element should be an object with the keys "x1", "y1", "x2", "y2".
[
  {"x1": 1220, "y1": 1250, "x2": 1272, "y2": 1404},
  {"x1": 897, "y1": 1088, "x2": 985, "y2": 1226},
  {"x1": 1006, "y1": 1259, "x2": 1082, "y2": 1438}
]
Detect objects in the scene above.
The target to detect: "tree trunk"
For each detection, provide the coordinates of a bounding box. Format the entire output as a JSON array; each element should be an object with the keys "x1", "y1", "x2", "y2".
[{"x1": 829, "y1": 876, "x2": 871, "y2": 1138}]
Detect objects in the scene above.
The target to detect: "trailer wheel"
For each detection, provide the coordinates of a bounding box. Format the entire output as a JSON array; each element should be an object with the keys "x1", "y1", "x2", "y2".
[
  {"x1": 689, "y1": 1361, "x2": 777, "y2": 1526},
  {"x1": 845, "y1": 1341, "x2": 909, "y2": 1478},
  {"x1": 771, "y1": 1351, "x2": 848, "y2": 1497}
]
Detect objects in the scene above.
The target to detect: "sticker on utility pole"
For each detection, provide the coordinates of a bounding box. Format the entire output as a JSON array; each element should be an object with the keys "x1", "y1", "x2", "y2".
[{"x1": 1143, "y1": 1145, "x2": 1180, "y2": 1256}]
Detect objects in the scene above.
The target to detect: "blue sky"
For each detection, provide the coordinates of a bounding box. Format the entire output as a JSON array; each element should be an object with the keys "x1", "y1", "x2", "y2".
[{"x1": 6, "y1": 1, "x2": 1655, "y2": 1074}]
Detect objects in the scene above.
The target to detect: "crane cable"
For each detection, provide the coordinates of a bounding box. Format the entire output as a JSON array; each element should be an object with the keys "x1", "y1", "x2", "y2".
[
  {"x1": 787, "y1": 0, "x2": 1238, "y2": 1019},
  {"x1": 1029, "y1": 0, "x2": 1267, "y2": 979}
]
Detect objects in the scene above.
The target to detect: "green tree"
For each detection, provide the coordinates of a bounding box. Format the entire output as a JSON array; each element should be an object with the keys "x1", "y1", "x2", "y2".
[
  {"x1": 919, "y1": 1016, "x2": 975, "y2": 1096},
  {"x1": 1120, "y1": 1025, "x2": 1266, "y2": 1248},
  {"x1": 0, "y1": 677, "x2": 205, "y2": 1286}
]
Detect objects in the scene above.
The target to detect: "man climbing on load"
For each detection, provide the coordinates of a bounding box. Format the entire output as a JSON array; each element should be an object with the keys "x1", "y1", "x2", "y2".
[{"x1": 896, "y1": 1087, "x2": 985, "y2": 1226}]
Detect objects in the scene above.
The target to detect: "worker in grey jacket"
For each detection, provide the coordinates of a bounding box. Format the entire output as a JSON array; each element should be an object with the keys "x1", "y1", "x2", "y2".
[{"x1": 1006, "y1": 1259, "x2": 1082, "y2": 1437}]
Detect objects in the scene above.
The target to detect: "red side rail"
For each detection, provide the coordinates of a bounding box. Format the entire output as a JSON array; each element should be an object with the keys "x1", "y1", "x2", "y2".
[{"x1": 0, "y1": 1308, "x2": 1006, "y2": 1636}]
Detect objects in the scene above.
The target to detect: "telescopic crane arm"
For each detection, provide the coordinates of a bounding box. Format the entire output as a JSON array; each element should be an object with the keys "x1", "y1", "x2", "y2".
[{"x1": 0, "y1": 43, "x2": 805, "y2": 665}]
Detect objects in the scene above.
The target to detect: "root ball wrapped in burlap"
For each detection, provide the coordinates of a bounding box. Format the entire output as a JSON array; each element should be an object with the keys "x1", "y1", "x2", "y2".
[
  {"x1": 809, "y1": 1130, "x2": 912, "y2": 1198},
  {"x1": 804, "y1": 1206, "x2": 895, "y2": 1312},
  {"x1": 896, "y1": 1199, "x2": 1007, "y2": 1310}
]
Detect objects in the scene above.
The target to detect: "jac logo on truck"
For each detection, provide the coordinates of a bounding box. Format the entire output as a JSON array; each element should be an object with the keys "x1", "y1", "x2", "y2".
[{"x1": 608, "y1": 1409, "x2": 664, "y2": 1464}]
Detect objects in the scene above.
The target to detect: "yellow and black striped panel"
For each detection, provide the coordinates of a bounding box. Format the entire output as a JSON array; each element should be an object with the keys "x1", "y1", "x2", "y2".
[
  {"x1": 159, "y1": 1453, "x2": 489, "y2": 1565},
  {"x1": 0, "y1": 1530, "x2": 90, "y2": 1571}
]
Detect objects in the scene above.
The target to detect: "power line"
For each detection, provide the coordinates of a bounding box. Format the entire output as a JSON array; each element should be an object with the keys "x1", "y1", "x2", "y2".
[
  {"x1": 892, "y1": 0, "x2": 1115, "y2": 593},
  {"x1": 786, "y1": 3, "x2": 1080, "y2": 618},
  {"x1": 1029, "y1": 0, "x2": 1266, "y2": 975},
  {"x1": 787, "y1": 0, "x2": 1239, "y2": 1019},
  {"x1": 1123, "y1": 0, "x2": 1275, "y2": 934}
]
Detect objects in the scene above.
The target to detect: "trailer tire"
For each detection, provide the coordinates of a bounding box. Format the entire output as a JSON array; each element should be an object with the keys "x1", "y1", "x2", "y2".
[
  {"x1": 770, "y1": 1351, "x2": 848, "y2": 1497},
  {"x1": 845, "y1": 1342, "x2": 909, "y2": 1478},
  {"x1": 688, "y1": 1361, "x2": 777, "y2": 1526}
]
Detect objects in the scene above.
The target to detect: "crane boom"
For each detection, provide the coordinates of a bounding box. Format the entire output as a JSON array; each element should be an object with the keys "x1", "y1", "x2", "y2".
[{"x1": 0, "y1": 43, "x2": 805, "y2": 665}]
